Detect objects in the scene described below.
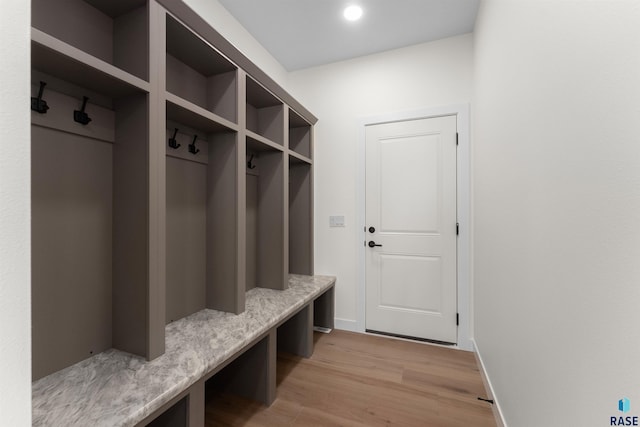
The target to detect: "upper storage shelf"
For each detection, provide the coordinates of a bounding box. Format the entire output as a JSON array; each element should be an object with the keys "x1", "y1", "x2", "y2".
[
  {"x1": 246, "y1": 76, "x2": 284, "y2": 146},
  {"x1": 166, "y1": 92, "x2": 238, "y2": 135},
  {"x1": 166, "y1": 15, "x2": 238, "y2": 124},
  {"x1": 289, "y1": 109, "x2": 312, "y2": 160},
  {"x1": 32, "y1": 0, "x2": 149, "y2": 82},
  {"x1": 31, "y1": 29, "x2": 149, "y2": 98}
]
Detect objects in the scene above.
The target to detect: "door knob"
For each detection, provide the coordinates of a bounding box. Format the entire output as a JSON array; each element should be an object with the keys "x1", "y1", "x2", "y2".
[
  {"x1": 368, "y1": 226, "x2": 375, "y2": 233},
  {"x1": 368, "y1": 241, "x2": 382, "y2": 248}
]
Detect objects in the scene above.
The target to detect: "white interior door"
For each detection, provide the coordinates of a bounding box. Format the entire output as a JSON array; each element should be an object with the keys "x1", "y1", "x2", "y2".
[{"x1": 365, "y1": 115, "x2": 457, "y2": 343}]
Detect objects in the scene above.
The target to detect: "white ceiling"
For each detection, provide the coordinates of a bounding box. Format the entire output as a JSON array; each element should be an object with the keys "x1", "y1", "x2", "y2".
[{"x1": 217, "y1": 0, "x2": 480, "y2": 71}]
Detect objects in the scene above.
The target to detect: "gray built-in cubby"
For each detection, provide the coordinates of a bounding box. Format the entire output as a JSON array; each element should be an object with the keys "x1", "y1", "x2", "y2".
[
  {"x1": 289, "y1": 156, "x2": 313, "y2": 275},
  {"x1": 164, "y1": 16, "x2": 243, "y2": 319},
  {"x1": 164, "y1": 118, "x2": 241, "y2": 319},
  {"x1": 289, "y1": 109, "x2": 312, "y2": 159},
  {"x1": 164, "y1": 124, "x2": 240, "y2": 322},
  {"x1": 32, "y1": 0, "x2": 149, "y2": 81},
  {"x1": 288, "y1": 108, "x2": 313, "y2": 276},
  {"x1": 31, "y1": 0, "x2": 318, "y2": 405},
  {"x1": 246, "y1": 76, "x2": 285, "y2": 145},
  {"x1": 31, "y1": 0, "x2": 158, "y2": 381},
  {"x1": 165, "y1": 15, "x2": 237, "y2": 124},
  {"x1": 246, "y1": 137, "x2": 287, "y2": 291}
]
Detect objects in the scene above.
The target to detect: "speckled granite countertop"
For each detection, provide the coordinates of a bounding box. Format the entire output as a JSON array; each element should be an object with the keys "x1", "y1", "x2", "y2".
[{"x1": 32, "y1": 275, "x2": 336, "y2": 427}]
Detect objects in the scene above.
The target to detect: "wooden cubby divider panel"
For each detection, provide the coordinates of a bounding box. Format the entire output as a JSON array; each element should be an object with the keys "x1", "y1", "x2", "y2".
[
  {"x1": 112, "y1": 93, "x2": 152, "y2": 358},
  {"x1": 257, "y1": 150, "x2": 285, "y2": 290},
  {"x1": 32, "y1": 0, "x2": 149, "y2": 81},
  {"x1": 245, "y1": 177, "x2": 257, "y2": 291},
  {"x1": 207, "y1": 132, "x2": 243, "y2": 314}
]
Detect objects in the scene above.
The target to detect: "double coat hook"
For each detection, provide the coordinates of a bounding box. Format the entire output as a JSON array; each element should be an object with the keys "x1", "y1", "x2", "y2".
[
  {"x1": 247, "y1": 154, "x2": 256, "y2": 169},
  {"x1": 188, "y1": 135, "x2": 200, "y2": 155},
  {"x1": 168, "y1": 128, "x2": 181, "y2": 149},
  {"x1": 31, "y1": 81, "x2": 49, "y2": 114},
  {"x1": 168, "y1": 129, "x2": 200, "y2": 154},
  {"x1": 74, "y1": 96, "x2": 92, "y2": 125}
]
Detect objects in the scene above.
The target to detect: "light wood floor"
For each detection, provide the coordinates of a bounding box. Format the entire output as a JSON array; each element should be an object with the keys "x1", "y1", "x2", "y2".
[{"x1": 205, "y1": 330, "x2": 496, "y2": 427}]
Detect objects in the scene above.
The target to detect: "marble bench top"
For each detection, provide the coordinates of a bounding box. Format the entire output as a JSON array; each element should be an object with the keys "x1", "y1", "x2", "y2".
[{"x1": 32, "y1": 274, "x2": 336, "y2": 427}]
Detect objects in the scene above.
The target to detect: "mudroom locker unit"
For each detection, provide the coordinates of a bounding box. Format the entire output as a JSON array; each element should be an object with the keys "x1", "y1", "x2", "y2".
[{"x1": 29, "y1": 1, "x2": 333, "y2": 425}]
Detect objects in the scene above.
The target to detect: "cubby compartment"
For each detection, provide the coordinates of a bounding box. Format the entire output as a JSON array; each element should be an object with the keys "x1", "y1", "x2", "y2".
[
  {"x1": 314, "y1": 287, "x2": 335, "y2": 332},
  {"x1": 31, "y1": 73, "x2": 151, "y2": 380},
  {"x1": 166, "y1": 102, "x2": 242, "y2": 319},
  {"x1": 246, "y1": 77, "x2": 284, "y2": 145},
  {"x1": 146, "y1": 397, "x2": 188, "y2": 427},
  {"x1": 205, "y1": 332, "x2": 276, "y2": 410},
  {"x1": 246, "y1": 137, "x2": 286, "y2": 291},
  {"x1": 166, "y1": 15, "x2": 237, "y2": 124},
  {"x1": 289, "y1": 157, "x2": 313, "y2": 275},
  {"x1": 277, "y1": 304, "x2": 313, "y2": 358},
  {"x1": 32, "y1": 0, "x2": 148, "y2": 81},
  {"x1": 288, "y1": 109, "x2": 312, "y2": 159}
]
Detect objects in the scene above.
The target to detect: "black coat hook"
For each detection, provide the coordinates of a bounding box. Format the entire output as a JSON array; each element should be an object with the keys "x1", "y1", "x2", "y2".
[
  {"x1": 247, "y1": 154, "x2": 256, "y2": 169},
  {"x1": 188, "y1": 135, "x2": 200, "y2": 154},
  {"x1": 74, "y1": 96, "x2": 92, "y2": 125},
  {"x1": 168, "y1": 128, "x2": 181, "y2": 149},
  {"x1": 31, "y1": 81, "x2": 49, "y2": 114}
]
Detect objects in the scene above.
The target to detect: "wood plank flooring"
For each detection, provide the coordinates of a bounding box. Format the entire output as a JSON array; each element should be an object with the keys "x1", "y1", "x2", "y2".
[{"x1": 205, "y1": 330, "x2": 496, "y2": 427}]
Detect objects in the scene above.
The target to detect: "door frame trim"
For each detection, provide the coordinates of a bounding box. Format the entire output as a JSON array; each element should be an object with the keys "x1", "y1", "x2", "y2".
[{"x1": 356, "y1": 104, "x2": 472, "y2": 351}]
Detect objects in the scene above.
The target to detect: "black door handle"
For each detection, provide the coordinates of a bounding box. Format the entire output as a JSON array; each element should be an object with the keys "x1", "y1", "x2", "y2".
[{"x1": 368, "y1": 241, "x2": 382, "y2": 248}]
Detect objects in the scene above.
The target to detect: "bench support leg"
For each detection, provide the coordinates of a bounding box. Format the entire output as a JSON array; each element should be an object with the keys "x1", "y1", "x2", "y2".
[{"x1": 187, "y1": 379, "x2": 205, "y2": 427}]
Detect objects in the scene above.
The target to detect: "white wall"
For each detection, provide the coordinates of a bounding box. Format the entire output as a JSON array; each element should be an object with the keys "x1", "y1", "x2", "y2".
[
  {"x1": 288, "y1": 34, "x2": 474, "y2": 328},
  {"x1": 0, "y1": 0, "x2": 32, "y2": 425},
  {"x1": 473, "y1": 1, "x2": 640, "y2": 426},
  {"x1": 183, "y1": 0, "x2": 289, "y2": 88}
]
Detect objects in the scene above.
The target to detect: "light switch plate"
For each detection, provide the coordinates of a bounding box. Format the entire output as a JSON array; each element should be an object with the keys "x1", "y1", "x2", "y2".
[{"x1": 329, "y1": 215, "x2": 345, "y2": 227}]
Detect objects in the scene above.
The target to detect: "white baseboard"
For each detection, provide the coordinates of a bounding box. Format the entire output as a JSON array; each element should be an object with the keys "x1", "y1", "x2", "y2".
[
  {"x1": 471, "y1": 339, "x2": 508, "y2": 427},
  {"x1": 458, "y1": 337, "x2": 474, "y2": 352},
  {"x1": 334, "y1": 318, "x2": 359, "y2": 332}
]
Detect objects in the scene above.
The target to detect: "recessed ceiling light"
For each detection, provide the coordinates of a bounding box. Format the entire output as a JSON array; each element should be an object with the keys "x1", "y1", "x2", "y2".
[{"x1": 343, "y1": 5, "x2": 363, "y2": 21}]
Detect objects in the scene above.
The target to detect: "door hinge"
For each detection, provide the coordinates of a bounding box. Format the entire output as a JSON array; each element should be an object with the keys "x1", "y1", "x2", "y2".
[
  {"x1": 456, "y1": 222, "x2": 459, "y2": 235},
  {"x1": 456, "y1": 133, "x2": 459, "y2": 145},
  {"x1": 456, "y1": 313, "x2": 459, "y2": 326}
]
